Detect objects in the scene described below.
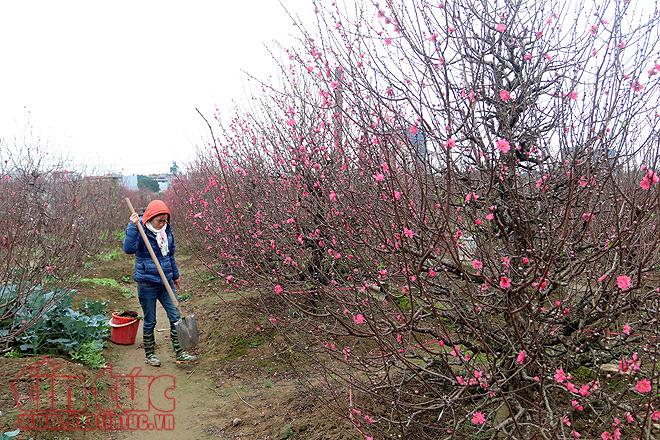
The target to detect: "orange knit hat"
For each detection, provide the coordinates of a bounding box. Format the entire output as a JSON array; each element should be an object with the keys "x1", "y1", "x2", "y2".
[{"x1": 142, "y1": 200, "x2": 171, "y2": 225}]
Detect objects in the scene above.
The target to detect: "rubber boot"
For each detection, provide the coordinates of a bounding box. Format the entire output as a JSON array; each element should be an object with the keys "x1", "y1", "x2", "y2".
[
  {"x1": 143, "y1": 332, "x2": 161, "y2": 366},
  {"x1": 171, "y1": 326, "x2": 197, "y2": 361}
]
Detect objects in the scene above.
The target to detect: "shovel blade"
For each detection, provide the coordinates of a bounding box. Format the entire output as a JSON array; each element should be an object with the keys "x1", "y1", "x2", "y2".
[{"x1": 174, "y1": 315, "x2": 199, "y2": 351}]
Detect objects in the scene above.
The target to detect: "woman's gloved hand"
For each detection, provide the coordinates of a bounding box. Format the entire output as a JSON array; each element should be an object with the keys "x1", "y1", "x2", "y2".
[
  {"x1": 174, "y1": 278, "x2": 180, "y2": 290},
  {"x1": 129, "y1": 213, "x2": 139, "y2": 225}
]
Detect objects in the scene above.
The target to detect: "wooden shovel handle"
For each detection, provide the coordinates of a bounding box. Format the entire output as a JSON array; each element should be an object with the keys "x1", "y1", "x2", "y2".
[{"x1": 125, "y1": 198, "x2": 180, "y2": 309}]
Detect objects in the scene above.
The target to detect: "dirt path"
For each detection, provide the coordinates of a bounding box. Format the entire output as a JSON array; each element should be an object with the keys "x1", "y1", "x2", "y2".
[{"x1": 104, "y1": 294, "x2": 225, "y2": 440}]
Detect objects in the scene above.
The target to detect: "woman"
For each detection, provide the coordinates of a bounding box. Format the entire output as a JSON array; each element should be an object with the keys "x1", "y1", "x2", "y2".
[{"x1": 123, "y1": 199, "x2": 197, "y2": 366}]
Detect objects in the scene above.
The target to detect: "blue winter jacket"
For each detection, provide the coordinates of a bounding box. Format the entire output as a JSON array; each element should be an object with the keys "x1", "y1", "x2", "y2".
[{"x1": 123, "y1": 218, "x2": 180, "y2": 286}]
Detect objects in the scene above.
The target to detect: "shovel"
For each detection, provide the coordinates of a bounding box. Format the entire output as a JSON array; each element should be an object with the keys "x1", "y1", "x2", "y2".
[{"x1": 125, "y1": 198, "x2": 199, "y2": 352}]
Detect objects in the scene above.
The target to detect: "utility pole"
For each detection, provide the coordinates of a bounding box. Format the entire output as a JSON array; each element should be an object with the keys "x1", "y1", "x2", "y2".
[{"x1": 333, "y1": 66, "x2": 343, "y2": 149}]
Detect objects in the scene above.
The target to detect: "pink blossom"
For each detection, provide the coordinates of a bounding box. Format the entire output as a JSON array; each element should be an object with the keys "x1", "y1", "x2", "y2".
[
  {"x1": 516, "y1": 350, "x2": 525, "y2": 365},
  {"x1": 566, "y1": 382, "x2": 578, "y2": 394},
  {"x1": 354, "y1": 314, "x2": 365, "y2": 325},
  {"x1": 274, "y1": 284, "x2": 283, "y2": 295},
  {"x1": 616, "y1": 275, "x2": 632, "y2": 291},
  {"x1": 499, "y1": 276, "x2": 512, "y2": 289},
  {"x1": 393, "y1": 190, "x2": 401, "y2": 200},
  {"x1": 581, "y1": 212, "x2": 594, "y2": 222},
  {"x1": 472, "y1": 259, "x2": 483, "y2": 271},
  {"x1": 471, "y1": 411, "x2": 486, "y2": 425},
  {"x1": 618, "y1": 353, "x2": 641, "y2": 373},
  {"x1": 226, "y1": 275, "x2": 234, "y2": 283},
  {"x1": 373, "y1": 172, "x2": 385, "y2": 182},
  {"x1": 496, "y1": 139, "x2": 511, "y2": 154},
  {"x1": 495, "y1": 23, "x2": 506, "y2": 33},
  {"x1": 485, "y1": 213, "x2": 495, "y2": 221},
  {"x1": 524, "y1": 52, "x2": 532, "y2": 61},
  {"x1": 384, "y1": 37, "x2": 392, "y2": 45},
  {"x1": 403, "y1": 227, "x2": 414, "y2": 239},
  {"x1": 555, "y1": 368, "x2": 568, "y2": 384},
  {"x1": 410, "y1": 125, "x2": 418, "y2": 135},
  {"x1": 572, "y1": 430, "x2": 581, "y2": 438},
  {"x1": 428, "y1": 269, "x2": 437, "y2": 277},
  {"x1": 448, "y1": 25, "x2": 455, "y2": 33},
  {"x1": 578, "y1": 384, "x2": 591, "y2": 396},
  {"x1": 634, "y1": 378, "x2": 652, "y2": 393},
  {"x1": 287, "y1": 118, "x2": 296, "y2": 126},
  {"x1": 445, "y1": 138, "x2": 456, "y2": 149},
  {"x1": 623, "y1": 323, "x2": 631, "y2": 335},
  {"x1": 329, "y1": 191, "x2": 338, "y2": 202},
  {"x1": 522, "y1": 257, "x2": 529, "y2": 265},
  {"x1": 499, "y1": 90, "x2": 511, "y2": 101},
  {"x1": 640, "y1": 169, "x2": 659, "y2": 190},
  {"x1": 631, "y1": 81, "x2": 644, "y2": 92},
  {"x1": 568, "y1": 90, "x2": 578, "y2": 100}
]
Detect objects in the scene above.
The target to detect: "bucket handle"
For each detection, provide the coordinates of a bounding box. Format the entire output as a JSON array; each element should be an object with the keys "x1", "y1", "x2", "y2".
[{"x1": 109, "y1": 319, "x2": 139, "y2": 328}]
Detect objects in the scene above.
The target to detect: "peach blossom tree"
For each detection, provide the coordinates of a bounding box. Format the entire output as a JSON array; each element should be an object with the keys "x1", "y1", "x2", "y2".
[{"x1": 173, "y1": 0, "x2": 659, "y2": 437}]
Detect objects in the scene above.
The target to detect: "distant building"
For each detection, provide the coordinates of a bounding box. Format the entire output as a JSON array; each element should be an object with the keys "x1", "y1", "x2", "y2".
[
  {"x1": 122, "y1": 174, "x2": 139, "y2": 190},
  {"x1": 157, "y1": 179, "x2": 169, "y2": 191},
  {"x1": 119, "y1": 173, "x2": 172, "y2": 192},
  {"x1": 153, "y1": 174, "x2": 172, "y2": 192}
]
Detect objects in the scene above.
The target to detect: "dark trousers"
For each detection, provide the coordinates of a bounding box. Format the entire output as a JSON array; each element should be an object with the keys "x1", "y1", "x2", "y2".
[{"x1": 137, "y1": 282, "x2": 180, "y2": 334}]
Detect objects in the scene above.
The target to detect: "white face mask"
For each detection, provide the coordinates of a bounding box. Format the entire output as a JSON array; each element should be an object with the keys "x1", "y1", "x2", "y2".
[{"x1": 145, "y1": 221, "x2": 169, "y2": 256}]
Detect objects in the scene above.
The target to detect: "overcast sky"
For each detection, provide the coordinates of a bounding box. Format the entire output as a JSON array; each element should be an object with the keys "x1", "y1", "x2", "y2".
[{"x1": 0, "y1": 0, "x2": 313, "y2": 175}]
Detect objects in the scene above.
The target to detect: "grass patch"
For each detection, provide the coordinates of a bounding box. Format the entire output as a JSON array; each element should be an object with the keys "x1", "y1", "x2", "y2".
[
  {"x1": 71, "y1": 341, "x2": 106, "y2": 369},
  {"x1": 97, "y1": 249, "x2": 120, "y2": 261},
  {"x1": 572, "y1": 365, "x2": 596, "y2": 381},
  {"x1": 78, "y1": 277, "x2": 133, "y2": 298},
  {"x1": 278, "y1": 424, "x2": 294, "y2": 439},
  {"x1": 394, "y1": 294, "x2": 411, "y2": 311},
  {"x1": 225, "y1": 334, "x2": 265, "y2": 360}
]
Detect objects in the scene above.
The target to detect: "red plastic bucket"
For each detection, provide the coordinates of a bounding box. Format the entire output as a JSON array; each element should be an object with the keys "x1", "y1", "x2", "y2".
[{"x1": 109, "y1": 312, "x2": 140, "y2": 345}]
